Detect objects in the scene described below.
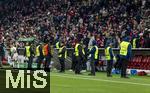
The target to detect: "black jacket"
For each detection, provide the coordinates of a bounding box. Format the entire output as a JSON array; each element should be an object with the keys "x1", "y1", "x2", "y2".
[{"x1": 0, "y1": 44, "x2": 5, "y2": 56}]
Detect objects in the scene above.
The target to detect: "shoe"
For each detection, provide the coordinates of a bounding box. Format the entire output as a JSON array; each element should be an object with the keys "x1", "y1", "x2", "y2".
[
  {"x1": 59, "y1": 71, "x2": 65, "y2": 73},
  {"x1": 88, "y1": 73, "x2": 95, "y2": 76},
  {"x1": 75, "y1": 73, "x2": 83, "y2": 75},
  {"x1": 69, "y1": 69, "x2": 73, "y2": 72},
  {"x1": 81, "y1": 70, "x2": 86, "y2": 73},
  {"x1": 78, "y1": 73, "x2": 83, "y2": 75}
]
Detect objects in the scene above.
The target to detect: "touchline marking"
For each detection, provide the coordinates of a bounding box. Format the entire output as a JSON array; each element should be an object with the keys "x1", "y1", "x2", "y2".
[{"x1": 51, "y1": 74, "x2": 150, "y2": 86}]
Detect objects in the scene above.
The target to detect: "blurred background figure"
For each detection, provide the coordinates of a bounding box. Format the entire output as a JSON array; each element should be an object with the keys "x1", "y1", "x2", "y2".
[{"x1": 0, "y1": 43, "x2": 5, "y2": 67}]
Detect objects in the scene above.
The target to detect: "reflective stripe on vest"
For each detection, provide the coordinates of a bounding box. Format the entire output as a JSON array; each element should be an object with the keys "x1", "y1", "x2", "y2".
[
  {"x1": 133, "y1": 38, "x2": 136, "y2": 48},
  {"x1": 105, "y1": 47, "x2": 111, "y2": 60},
  {"x1": 36, "y1": 45, "x2": 40, "y2": 56},
  {"x1": 56, "y1": 42, "x2": 60, "y2": 49},
  {"x1": 82, "y1": 48, "x2": 85, "y2": 55},
  {"x1": 94, "y1": 46, "x2": 99, "y2": 59},
  {"x1": 88, "y1": 47, "x2": 92, "y2": 57},
  {"x1": 120, "y1": 41, "x2": 130, "y2": 56},
  {"x1": 25, "y1": 46, "x2": 30, "y2": 57},
  {"x1": 75, "y1": 44, "x2": 80, "y2": 56},
  {"x1": 58, "y1": 46, "x2": 67, "y2": 58}
]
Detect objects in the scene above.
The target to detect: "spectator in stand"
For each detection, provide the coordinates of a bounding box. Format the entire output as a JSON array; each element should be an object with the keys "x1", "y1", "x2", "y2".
[{"x1": 0, "y1": 43, "x2": 5, "y2": 67}]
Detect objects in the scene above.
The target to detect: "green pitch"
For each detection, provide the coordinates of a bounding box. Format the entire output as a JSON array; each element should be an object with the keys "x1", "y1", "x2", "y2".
[{"x1": 50, "y1": 71, "x2": 150, "y2": 93}]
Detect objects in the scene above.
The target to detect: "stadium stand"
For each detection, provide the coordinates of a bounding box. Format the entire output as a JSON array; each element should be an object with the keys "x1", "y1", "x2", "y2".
[
  {"x1": 0, "y1": 0, "x2": 150, "y2": 48},
  {"x1": 0, "y1": 0, "x2": 150, "y2": 70},
  {"x1": 128, "y1": 55, "x2": 150, "y2": 70}
]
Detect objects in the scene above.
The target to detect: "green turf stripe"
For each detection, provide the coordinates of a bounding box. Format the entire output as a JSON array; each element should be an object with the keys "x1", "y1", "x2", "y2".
[{"x1": 51, "y1": 73, "x2": 150, "y2": 87}]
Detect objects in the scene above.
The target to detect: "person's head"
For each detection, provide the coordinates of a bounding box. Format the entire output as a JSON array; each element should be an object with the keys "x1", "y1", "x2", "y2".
[
  {"x1": 61, "y1": 41, "x2": 65, "y2": 47},
  {"x1": 39, "y1": 42, "x2": 43, "y2": 46},
  {"x1": 123, "y1": 36, "x2": 131, "y2": 42},
  {"x1": 76, "y1": 37, "x2": 81, "y2": 43},
  {"x1": 26, "y1": 42, "x2": 29, "y2": 46},
  {"x1": 105, "y1": 41, "x2": 113, "y2": 48},
  {"x1": 109, "y1": 42, "x2": 113, "y2": 48}
]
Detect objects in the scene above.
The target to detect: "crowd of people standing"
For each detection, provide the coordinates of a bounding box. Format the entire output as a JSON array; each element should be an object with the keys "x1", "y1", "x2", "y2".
[{"x1": 0, "y1": 0, "x2": 150, "y2": 49}]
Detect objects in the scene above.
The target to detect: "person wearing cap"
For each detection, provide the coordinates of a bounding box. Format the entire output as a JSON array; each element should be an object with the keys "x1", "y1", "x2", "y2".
[
  {"x1": 36, "y1": 43, "x2": 44, "y2": 69},
  {"x1": 105, "y1": 42, "x2": 114, "y2": 77},
  {"x1": 88, "y1": 40, "x2": 99, "y2": 76},
  {"x1": 74, "y1": 38, "x2": 84, "y2": 74},
  {"x1": 119, "y1": 36, "x2": 132, "y2": 78},
  {"x1": 58, "y1": 41, "x2": 67, "y2": 72}
]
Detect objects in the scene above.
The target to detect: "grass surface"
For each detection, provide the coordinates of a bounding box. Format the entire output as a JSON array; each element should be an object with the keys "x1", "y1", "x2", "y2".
[{"x1": 50, "y1": 71, "x2": 150, "y2": 93}]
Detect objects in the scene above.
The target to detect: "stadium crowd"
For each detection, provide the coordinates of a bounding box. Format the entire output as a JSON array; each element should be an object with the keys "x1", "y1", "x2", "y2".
[{"x1": 0, "y1": 0, "x2": 150, "y2": 48}]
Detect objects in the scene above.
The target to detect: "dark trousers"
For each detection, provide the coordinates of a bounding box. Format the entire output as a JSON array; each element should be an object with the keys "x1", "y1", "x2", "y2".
[
  {"x1": 28, "y1": 56, "x2": 33, "y2": 69},
  {"x1": 90, "y1": 59, "x2": 96, "y2": 75},
  {"x1": 71, "y1": 55, "x2": 76, "y2": 71},
  {"x1": 75, "y1": 57, "x2": 82, "y2": 74},
  {"x1": 107, "y1": 60, "x2": 113, "y2": 76},
  {"x1": 45, "y1": 56, "x2": 51, "y2": 70},
  {"x1": 59, "y1": 58, "x2": 65, "y2": 72},
  {"x1": 120, "y1": 58, "x2": 129, "y2": 77},
  {"x1": 37, "y1": 56, "x2": 44, "y2": 69},
  {"x1": 82, "y1": 57, "x2": 87, "y2": 70}
]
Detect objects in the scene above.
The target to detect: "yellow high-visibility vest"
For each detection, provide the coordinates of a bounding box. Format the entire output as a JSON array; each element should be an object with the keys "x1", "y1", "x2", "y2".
[
  {"x1": 120, "y1": 41, "x2": 130, "y2": 56},
  {"x1": 36, "y1": 45, "x2": 40, "y2": 57},
  {"x1": 105, "y1": 47, "x2": 111, "y2": 60},
  {"x1": 105, "y1": 47, "x2": 115, "y2": 60},
  {"x1": 56, "y1": 42, "x2": 60, "y2": 49},
  {"x1": 75, "y1": 43, "x2": 80, "y2": 57},
  {"x1": 58, "y1": 46, "x2": 67, "y2": 58},
  {"x1": 75, "y1": 43, "x2": 85, "y2": 56},
  {"x1": 94, "y1": 45, "x2": 99, "y2": 59},
  {"x1": 25, "y1": 46, "x2": 31, "y2": 57},
  {"x1": 133, "y1": 38, "x2": 136, "y2": 48}
]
